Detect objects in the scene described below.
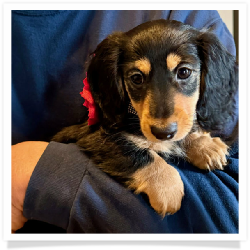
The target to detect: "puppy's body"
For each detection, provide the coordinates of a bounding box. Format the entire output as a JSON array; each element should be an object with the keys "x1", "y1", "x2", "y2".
[{"x1": 53, "y1": 20, "x2": 238, "y2": 216}]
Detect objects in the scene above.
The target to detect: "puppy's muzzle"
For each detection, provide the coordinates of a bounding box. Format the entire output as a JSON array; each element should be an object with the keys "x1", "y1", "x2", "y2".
[{"x1": 150, "y1": 122, "x2": 178, "y2": 140}]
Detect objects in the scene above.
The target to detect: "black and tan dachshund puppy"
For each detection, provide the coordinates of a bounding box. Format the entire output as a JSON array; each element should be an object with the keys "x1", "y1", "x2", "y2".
[{"x1": 53, "y1": 19, "x2": 238, "y2": 216}]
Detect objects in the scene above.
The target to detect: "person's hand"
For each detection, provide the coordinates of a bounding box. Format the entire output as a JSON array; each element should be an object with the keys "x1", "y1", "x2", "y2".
[{"x1": 11, "y1": 141, "x2": 49, "y2": 233}]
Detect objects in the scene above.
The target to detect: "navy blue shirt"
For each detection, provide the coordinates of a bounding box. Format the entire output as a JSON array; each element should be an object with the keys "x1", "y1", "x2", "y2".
[{"x1": 12, "y1": 10, "x2": 238, "y2": 233}]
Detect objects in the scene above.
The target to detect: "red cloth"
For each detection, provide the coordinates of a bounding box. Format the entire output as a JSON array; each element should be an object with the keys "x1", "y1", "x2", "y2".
[{"x1": 80, "y1": 77, "x2": 99, "y2": 125}]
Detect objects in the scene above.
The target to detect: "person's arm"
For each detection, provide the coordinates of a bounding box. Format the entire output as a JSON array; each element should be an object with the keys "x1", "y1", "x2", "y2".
[
  {"x1": 14, "y1": 142, "x2": 238, "y2": 233},
  {"x1": 11, "y1": 141, "x2": 48, "y2": 233},
  {"x1": 12, "y1": 141, "x2": 172, "y2": 233}
]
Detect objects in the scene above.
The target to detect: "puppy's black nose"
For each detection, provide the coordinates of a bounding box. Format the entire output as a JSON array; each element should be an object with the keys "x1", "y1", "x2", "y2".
[{"x1": 151, "y1": 123, "x2": 178, "y2": 140}]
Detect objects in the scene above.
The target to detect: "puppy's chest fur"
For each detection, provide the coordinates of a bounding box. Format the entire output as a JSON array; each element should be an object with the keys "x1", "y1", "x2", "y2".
[{"x1": 125, "y1": 134, "x2": 185, "y2": 159}]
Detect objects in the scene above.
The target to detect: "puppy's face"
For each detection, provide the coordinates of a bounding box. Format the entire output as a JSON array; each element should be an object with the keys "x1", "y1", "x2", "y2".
[
  {"x1": 121, "y1": 21, "x2": 201, "y2": 142},
  {"x1": 88, "y1": 19, "x2": 237, "y2": 141}
]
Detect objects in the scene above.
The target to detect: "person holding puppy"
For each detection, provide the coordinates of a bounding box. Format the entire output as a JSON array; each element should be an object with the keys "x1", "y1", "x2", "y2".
[{"x1": 12, "y1": 10, "x2": 238, "y2": 233}]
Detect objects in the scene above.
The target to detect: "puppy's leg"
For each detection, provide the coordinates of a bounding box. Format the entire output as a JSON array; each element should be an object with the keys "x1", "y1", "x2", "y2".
[
  {"x1": 184, "y1": 131, "x2": 229, "y2": 171},
  {"x1": 127, "y1": 151, "x2": 184, "y2": 216}
]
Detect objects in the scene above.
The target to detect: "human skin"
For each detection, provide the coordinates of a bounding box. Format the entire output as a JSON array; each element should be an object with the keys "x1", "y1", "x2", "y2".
[{"x1": 11, "y1": 141, "x2": 48, "y2": 233}]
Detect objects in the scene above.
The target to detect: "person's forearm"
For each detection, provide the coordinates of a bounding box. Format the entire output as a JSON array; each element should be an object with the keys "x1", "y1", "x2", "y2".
[{"x1": 11, "y1": 141, "x2": 48, "y2": 233}]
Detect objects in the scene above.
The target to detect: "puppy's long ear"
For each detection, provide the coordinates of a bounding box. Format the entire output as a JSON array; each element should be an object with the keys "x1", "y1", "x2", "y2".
[
  {"x1": 87, "y1": 32, "x2": 127, "y2": 128},
  {"x1": 196, "y1": 31, "x2": 238, "y2": 134}
]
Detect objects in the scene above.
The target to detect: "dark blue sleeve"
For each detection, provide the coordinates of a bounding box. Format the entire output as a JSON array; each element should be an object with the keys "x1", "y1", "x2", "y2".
[
  {"x1": 23, "y1": 141, "x2": 238, "y2": 233},
  {"x1": 15, "y1": 10, "x2": 238, "y2": 233}
]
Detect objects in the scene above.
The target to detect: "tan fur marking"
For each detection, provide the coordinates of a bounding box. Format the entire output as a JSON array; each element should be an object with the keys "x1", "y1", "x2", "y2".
[
  {"x1": 169, "y1": 91, "x2": 200, "y2": 140},
  {"x1": 166, "y1": 53, "x2": 182, "y2": 71},
  {"x1": 127, "y1": 151, "x2": 184, "y2": 216},
  {"x1": 184, "y1": 131, "x2": 229, "y2": 171},
  {"x1": 135, "y1": 58, "x2": 151, "y2": 75},
  {"x1": 130, "y1": 99, "x2": 143, "y2": 119},
  {"x1": 140, "y1": 92, "x2": 158, "y2": 142}
]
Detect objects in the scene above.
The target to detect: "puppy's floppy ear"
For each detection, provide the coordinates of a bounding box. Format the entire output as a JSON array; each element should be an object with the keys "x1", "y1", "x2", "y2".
[
  {"x1": 87, "y1": 32, "x2": 127, "y2": 128},
  {"x1": 196, "y1": 31, "x2": 238, "y2": 133}
]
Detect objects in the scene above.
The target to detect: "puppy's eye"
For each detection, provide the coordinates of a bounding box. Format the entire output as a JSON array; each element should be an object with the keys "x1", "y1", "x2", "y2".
[
  {"x1": 177, "y1": 68, "x2": 192, "y2": 79},
  {"x1": 131, "y1": 73, "x2": 143, "y2": 85}
]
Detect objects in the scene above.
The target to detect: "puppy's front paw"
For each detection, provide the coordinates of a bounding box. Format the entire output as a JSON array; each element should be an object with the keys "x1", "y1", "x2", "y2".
[
  {"x1": 186, "y1": 133, "x2": 229, "y2": 171},
  {"x1": 128, "y1": 153, "x2": 184, "y2": 216},
  {"x1": 145, "y1": 171, "x2": 184, "y2": 216}
]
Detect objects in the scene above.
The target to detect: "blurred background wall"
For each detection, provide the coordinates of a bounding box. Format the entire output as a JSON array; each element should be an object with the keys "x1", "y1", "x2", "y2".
[{"x1": 218, "y1": 10, "x2": 238, "y2": 61}]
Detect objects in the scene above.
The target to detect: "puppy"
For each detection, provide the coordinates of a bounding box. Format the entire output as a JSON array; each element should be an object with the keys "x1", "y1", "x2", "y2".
[{"x1": 53, "y1": 19, "x2": 238, "y2": 216}]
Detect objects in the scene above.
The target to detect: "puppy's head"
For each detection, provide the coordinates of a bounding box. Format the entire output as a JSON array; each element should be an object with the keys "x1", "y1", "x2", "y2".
[{"x1": 87, "y1": 19, "x2": 238, "y2": 142}]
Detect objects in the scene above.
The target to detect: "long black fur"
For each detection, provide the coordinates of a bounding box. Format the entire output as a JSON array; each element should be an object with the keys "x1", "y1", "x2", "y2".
[{"x1": 196, "y1": 32, "x2": 238, "y2": 133}]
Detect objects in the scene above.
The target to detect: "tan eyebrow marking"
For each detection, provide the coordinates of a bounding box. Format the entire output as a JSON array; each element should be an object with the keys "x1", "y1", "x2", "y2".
[
  {"x1": 166, "y1": 53, "x2": 182, "y2": 71},
  {"x1": 135, "y1": 58, "x2": 151, "y2": 75}
]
